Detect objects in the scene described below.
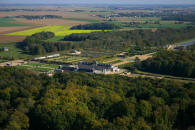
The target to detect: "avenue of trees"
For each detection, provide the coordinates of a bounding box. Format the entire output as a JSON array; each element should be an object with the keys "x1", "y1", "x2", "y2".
[
  {"x1": 137, "y1": 45, "x2": 195, "y2": 78},
  {"x1": 70, "y1": 22, "x2": 121, "y2": 30},
  {"x1": 0, "y1": 67, "x2": 195, "y2": 130}
]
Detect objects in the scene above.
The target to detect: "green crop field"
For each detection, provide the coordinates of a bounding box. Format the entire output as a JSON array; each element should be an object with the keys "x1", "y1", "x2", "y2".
[
  {"x1": 0, "y1": 17, "x2": 28, "y2": 27},
  {"x1": 7, "y1": 26, "x2": 102, "y2": 36},
  {"x1": 44, "y1": 55, "x2": 87, "y2": 64}
]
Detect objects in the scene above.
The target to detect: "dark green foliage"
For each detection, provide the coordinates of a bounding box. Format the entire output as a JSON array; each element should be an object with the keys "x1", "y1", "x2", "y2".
[
  {"x1": 64, "y1": 27, "x2": 195, "y2": 53},
  {"x1": 0, "y1": 67, "x2": 195, "y2": 129},
  {"x1": 162, "y1": 14, "x2": 195, "y2": 22},
  {"x1": 138, "y1": 47, "x2": 195, "y2": 78},
  {"x1": 21, "y1": 27, "x2": 195, "y2": 55},
  {"x1": 31, "y1": 32, "x2": 55, "y2": 40},
  {"x1": 71, "y1": 22, "x2": 121, "y2": 30},
  {"x1": 20, "y1": 31, "x2": 56, "y2": 55}
]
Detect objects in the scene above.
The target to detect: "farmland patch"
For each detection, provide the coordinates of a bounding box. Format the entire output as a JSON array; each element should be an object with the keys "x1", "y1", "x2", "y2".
[
  {"x1": 7, "y1": 26, "x2": 102, "y2": 36},
  {"x1": 0, "y1": 17, "x2": 28, "y2": 27}
]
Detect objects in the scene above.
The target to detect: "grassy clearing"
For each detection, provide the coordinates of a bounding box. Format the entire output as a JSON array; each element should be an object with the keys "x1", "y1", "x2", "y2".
[
  {"x1": 44, "y1": 55, "x2": 87, "y2": 64},
  {"x1": 108, "y1": 60, "x2": 123, "y2": 64},
  {"x1": 16, "y1": 62, "x2": 59, "y2": 72},
  {"x1": 7, "y1": 26, "x2": 102, "y2": 36},
  {"x1": 46, "y1": 36, "x2": 65, "y2": 42},
  {"x1": 88, "y1": 55, "x2": 117, "y2": 63},
  {"x1": 0, "y1": 17, "x2": 28, "y2": 27},
  {"x1": 61, "y1": 18, "x2": 100, "y2": 23},
  {"x1": 0, "y1": 43, "x2": 32, "y2": 61}
]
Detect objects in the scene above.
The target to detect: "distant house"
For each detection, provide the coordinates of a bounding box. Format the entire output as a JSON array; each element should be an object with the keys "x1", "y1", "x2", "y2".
[
  {"x1": 2, "y1": 47, "x2": 8, "y2": 52},
  {"x1": 47, "y1": 54, "x2": 60, "y2": 58},
  {"x1": 68, "y1": 50, "x2": 81, "y2": 55},
  {"x1": 34, "y1": 54, "x2": 60, "y2": 60}
]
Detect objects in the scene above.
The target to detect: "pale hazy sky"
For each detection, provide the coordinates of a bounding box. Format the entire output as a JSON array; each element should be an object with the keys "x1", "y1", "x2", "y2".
[{"x1": 0, "y1": 0, "x2": 195, "y2": 5}]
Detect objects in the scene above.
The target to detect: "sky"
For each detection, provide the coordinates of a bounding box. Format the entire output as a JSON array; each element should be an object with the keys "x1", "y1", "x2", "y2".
[{"x1": 0, "y1": 0, "x2": 195, "y2": 5}]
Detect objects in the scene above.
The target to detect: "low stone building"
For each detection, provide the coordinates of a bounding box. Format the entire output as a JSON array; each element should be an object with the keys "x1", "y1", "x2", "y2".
[
  {"x1": 78, "y1": 61, "x2": 119, "y2": 74},
  {"x1": 2, "y1": 47, "x2": 8, "y2": 52}
]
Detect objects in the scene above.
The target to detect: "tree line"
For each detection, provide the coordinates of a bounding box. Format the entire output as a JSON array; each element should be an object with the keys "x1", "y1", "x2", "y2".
[
  {"x1": 70, "y1": 22, "x2": 121, "y2": 30},
  {"x1": 137, "y1": 45, "x2": 195, "y2": 78},
  {"x1": 64, "y1": 27, "x2": 195, "y2": 53},
  {"x1": 0, "y1": 67, "x2": 195, "y2": 130}
]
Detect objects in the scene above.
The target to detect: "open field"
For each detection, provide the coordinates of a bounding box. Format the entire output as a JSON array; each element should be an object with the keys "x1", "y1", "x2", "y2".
[
  {"x1": 0, "y1": 43, "x2": 32, "y2": 61},
  {"x1": 14, "y1": 18, "x2": 89, "y2": 26},
  {"x1": 0, "y1": 17, "x2": 28, "y2": 27},
  {"x1": 61, "y1": 18, "x2": 99, "y2": 23},
  {"x1": 0, "y1": 26, "x2": 39, "y2": 34},
  {"x1": 7, "y1": 26, "x2": 102, "y2": 36},
  {"x1": 0, "y1": 35, "x2": 26, "y2": 43},
  {"x1": 43, "y1": 55, "x2": 88, "y2": 64},
  {"x1": 0, "y1": 8, "x2": 102, "y2": 26},
  {"x1": 16, "y1": 62, "x2": 59, "y2": 72}
]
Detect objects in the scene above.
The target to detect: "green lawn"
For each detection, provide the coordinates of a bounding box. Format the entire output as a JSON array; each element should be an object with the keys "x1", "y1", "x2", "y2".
[
  {"x1": 0, "y1": 43, "x2": 32, "y2": 62},
  {"x1": 108, "y1": 60, "x2": 122, "y2": 64},
  {"x1": 44, "y1": 55, "x2": 88, "y2": 64},
  {"x1": 0, "y1": 17, "x2": 28, "y2": 27},
  {"x1": 46, "y1": 36, "x2": 65, "y2": 42},
  {"x1": 7, "y1": 26, "x2": 102, "y2": 36},
  {"x1": 16, "y1": 62, "x2": 59, "y2": 72}
]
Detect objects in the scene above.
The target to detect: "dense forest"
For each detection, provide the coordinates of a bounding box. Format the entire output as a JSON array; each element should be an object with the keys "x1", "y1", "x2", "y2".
[
  {"x1": 0, "y1": 67, "x2": 195, "y2": 130},
  {"x1": 70, "y1": 22, "x2": 121, "y2": 30},
  {"x1": 19, "y1": 31, "x2": 56, "y2": 55},
  {"x1": 137, "y1": 45, "x2": 195, "y2": 78},
  {"x1": 20, "y1": 27, "x2": 195, "y2": 55}
]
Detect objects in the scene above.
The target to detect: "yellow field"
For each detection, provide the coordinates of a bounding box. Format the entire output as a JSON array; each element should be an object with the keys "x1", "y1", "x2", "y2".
[{"x1": 7, "y1": 26, "x2": 102, "y2": 36}]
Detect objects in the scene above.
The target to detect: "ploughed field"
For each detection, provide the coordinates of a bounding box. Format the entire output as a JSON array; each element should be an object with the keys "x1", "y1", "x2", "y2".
[{"x1": 7, "y1": 26, "x2": 102, "y2": 36}]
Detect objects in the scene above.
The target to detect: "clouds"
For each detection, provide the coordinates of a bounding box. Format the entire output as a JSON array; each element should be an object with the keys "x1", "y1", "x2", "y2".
[{"x1": 0, "y1": 0, "x2": 195, "y2": 4}]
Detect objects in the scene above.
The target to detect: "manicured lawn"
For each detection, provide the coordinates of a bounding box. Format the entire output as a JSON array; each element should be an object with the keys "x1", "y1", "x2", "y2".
[
  {"x1": 16, "y1": 62, "x2": 59, "y2": 72},
  {"x1": 44, "y1": 55, "x2": 88, "y2": 64},
  {"x1": 0, "y1": 43, "x2": 32, "y2": 61},
  {"x1": 46, "y1": 36, "x2": 65, "y2": 42},
  {"x1": 108, "y1": 60, "x2": 123, "y2": 64},
  {"x1": 0, "y1": 17, "x2": 28, "y2": 27},
  {"x1": 7, "y1": 26, "x2": 102, "y2": 36}
]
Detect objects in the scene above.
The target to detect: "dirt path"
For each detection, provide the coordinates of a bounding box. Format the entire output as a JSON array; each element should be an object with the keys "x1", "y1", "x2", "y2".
[
  {"x1": 113, "y1": 53, "x2": 153, "y2": 66},
  {"x1": 0, "y1": 60, "x2": 27, "y2": 66}
]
